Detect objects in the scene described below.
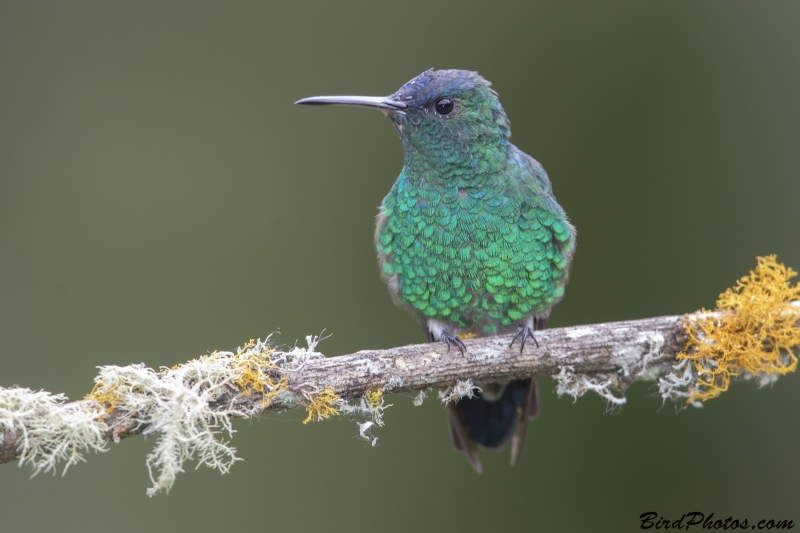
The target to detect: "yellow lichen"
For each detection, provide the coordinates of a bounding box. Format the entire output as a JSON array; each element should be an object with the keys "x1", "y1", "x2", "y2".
[
  {"x1": 84, "y1": 381, "x2": 121, "y2": 415},
  {"x1": 459, "y1": 332, "x2": 478, "y2": 340},
  {"x1": 230, "y1": 341, "x2": 288, "y2": 405},
  {"x1": 302, "y1": 386, "x2": 340, "y2": 424},
  {"x1": 85, "y1": 378, "x2": 153, "y2": 419},
  {"x1": 85, "y1": 338, "x2": 291, "y2": 419},
  {"x1": 677, "y1": 255, "x2": 800, "y2": 402},
  {"x1": 364, "y1": 389, "x2": 384, "y2": 407}
]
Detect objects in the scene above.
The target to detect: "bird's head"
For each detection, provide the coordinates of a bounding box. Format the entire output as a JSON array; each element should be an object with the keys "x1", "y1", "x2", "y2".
[{"x1": 296, "y1": 69, "x2": 512, "y2": 158}]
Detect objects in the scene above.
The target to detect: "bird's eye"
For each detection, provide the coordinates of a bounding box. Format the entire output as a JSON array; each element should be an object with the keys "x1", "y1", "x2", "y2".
[{"x1": 434, "y1": 98, "x2": 455, "y2": 116}]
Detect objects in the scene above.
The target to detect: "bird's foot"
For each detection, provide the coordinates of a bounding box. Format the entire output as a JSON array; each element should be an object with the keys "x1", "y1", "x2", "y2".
[
  {"x1": 441, "y1": 331, "x2": 467, "y2": 356},
  {"x1": 510, "y1": 325, "x2": 538, "y2": 354}
]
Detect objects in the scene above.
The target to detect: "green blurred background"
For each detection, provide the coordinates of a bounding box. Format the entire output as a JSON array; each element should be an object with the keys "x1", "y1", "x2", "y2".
[{"x1": 1, "y1": 1, "x2": 798, "y2": 531}]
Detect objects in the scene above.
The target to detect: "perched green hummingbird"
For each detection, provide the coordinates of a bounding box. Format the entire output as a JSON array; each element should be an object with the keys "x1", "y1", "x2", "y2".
[{"x1": 296, "y1": 69, "x2": 576, "y2": 473}]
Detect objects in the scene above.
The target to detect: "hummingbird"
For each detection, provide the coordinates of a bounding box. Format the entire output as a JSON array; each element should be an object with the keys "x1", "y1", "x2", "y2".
[{"x1": 296, "y1": 69, "x2": 576, "y2": 473}]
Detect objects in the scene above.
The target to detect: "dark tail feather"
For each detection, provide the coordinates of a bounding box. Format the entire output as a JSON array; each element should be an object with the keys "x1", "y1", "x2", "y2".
[
  {"x1": 447, "y1": 404, "x2": 483, "y2": 474},
  {"x1": 451, "y1": 379, "x2": 531, "y2": 449},
  {"x1": 510, "y1": 378, "x2": 539, "y2": 465},
  {"x1": 447, "y1": 316, "x2": 548, "y2": 470}
]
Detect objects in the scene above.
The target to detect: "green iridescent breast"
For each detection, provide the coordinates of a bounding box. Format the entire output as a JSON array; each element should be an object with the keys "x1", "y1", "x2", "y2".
[{"x1": 376, "y1": 148, "x2": 575, "y2": 336}]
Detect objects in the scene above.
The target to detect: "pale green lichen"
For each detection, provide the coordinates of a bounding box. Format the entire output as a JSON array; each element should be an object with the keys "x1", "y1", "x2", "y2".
[
  {"x1": 438, "y1": 380, "x2": 481, "y2": 405},
  {"x1": 383, "y1": 376, "x2": 404, "y2": 391},
  {"x1": 412, "y1": 390, "x2": 428, "y2": 407},
  {"x1": 554, "y1": 365, "x2": 626, "y2": 408},
  {"x1": 0, "y1": 387, "x2": 107, "y2": 476},
  {"x1": 2, "y1": 334, "x2": 329, "y2": 497},
  {"x1": 90, "y1": 336, "x2": 305, "y2": 496}
]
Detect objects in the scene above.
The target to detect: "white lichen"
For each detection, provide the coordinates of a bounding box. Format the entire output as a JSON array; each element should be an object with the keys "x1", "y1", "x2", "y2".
[
  {"x1": 438, "y1": 380, "x2": 481, "y2": 405},
  {"x1": 94, "y1": 359, "x2": 243, "y2": 497},
  {"x1": 356, "y1": 421, "x2": 378, "y2": 447},
  {"x1": 1, "y1": 334, "x2": 333, "y2": 497},
  {"x1": 383, "y1": 376, "x2": 404, "y2": 391},
  {"x1": 618, "y1": 332, "x2": 666, "y2": 378},
  {"x1": 357, "y1": 420, "x2": 374, "y2": 437},
  {"x1": 338, "y1": 394, "x2": 390, "y2": 446},
  {"x1": 273, "y1": 333, "x2": 327, "y2": 372},
  {"x1": 755, "y1": 372, "x2": 782, "y2": 388},
  {"x1": 658, "y1": 358, "x2": 701, "y2": 407},
  {"x1": 554, "y1": 365, "x2": 626, "y2": 408},
  {"x1": 412, "y1": 390, "x2": 428, "y2": 407},
  {"x1": 0, "y1": 387, "x2": 107, "y2": 476},
  {"x1": 565, "y1": 327, "x2": 597, "y2": 339},
  {"x1": 337, "y1": 395, "x2": 390, "y2": 427},
  {"x1": 126, "y1": 335, "x2": 329, "y2": 496}
]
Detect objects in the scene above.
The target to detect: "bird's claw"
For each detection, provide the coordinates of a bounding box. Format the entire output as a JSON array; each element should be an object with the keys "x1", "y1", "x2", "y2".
[
  {"x1": 510, "y1": 325, "x2": 538, "y2": 354},
  {"x1": 442, "y1": 331, "x2": 467, "y2": 356}
]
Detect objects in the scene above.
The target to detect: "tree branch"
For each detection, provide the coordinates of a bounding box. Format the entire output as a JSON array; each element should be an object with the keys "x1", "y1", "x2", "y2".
[
  {"x1": 290, "y1": 313, "x2": 686, "y2": 397},
  {"x1": 0, "y1": 313, "x2": 686, "y2": 469},
  {"x1": 1, "y1": 297, "x2": 796, "y2": 496}
]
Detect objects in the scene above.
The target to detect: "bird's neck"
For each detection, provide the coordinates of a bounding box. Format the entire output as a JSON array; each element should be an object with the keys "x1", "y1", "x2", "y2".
[{"x1": 401, "y1": 138, "x2": 512, "y2": 188}]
